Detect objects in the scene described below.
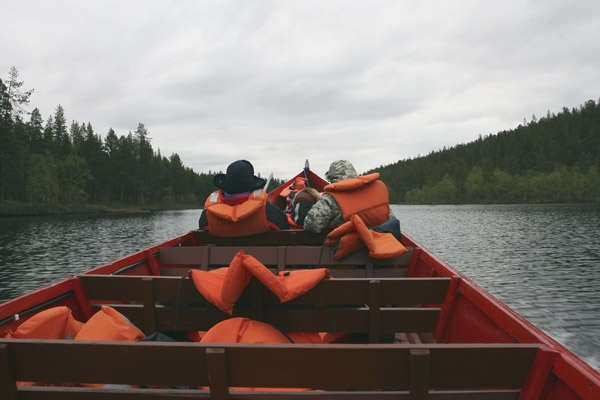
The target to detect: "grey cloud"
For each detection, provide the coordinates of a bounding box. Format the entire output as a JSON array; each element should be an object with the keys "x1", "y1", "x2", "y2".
[{"x1": 2, "y1": 0, "x2": 600, "y2": 180}]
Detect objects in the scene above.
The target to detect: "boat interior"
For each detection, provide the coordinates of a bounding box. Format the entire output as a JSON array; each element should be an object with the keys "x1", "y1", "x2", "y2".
[{"x1": 1, "y1": 229, "x2": 591, "y2": 399}]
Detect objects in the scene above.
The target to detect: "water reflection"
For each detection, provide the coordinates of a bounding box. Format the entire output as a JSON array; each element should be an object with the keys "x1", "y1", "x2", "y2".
[{"x1": 0, "y1": 210, "x2": 202, "y2": 300}]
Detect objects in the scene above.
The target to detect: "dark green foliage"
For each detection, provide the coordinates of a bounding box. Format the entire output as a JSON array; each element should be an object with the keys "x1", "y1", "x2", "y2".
[
  {"x1": 0, "y1": 67, "x2": 217, "y2": 207},
  {"x1": 372, "y1": 99, "x2": 600, "y2": 204},
  {"x1": 266, "y1": 178, "x2": 286, "y2": 192}
]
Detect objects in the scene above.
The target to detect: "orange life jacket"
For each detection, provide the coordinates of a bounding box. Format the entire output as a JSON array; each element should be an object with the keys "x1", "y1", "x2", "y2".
[
  {"x1": 286, "y1": 212, "x2": 304, "y2": 229},
  {"x1": 204, "y1": 189, "x2": 270, "y2": 237},
  {"x1": 74, "y1": 305, "x2": 146, "y2": 341},
  {"x1": 200, "y1": 318, "x2": 313, "y2": 392},
  {"x1": 189, "y1": 250, "x2": 330, "y2": 315},
  {"x1": 201, "y1": 317, "x2": 292, "y2": 344},
  {"x1": 280, "y1": 177, "x2": 308, "y2": 199},
  {"x1": 325, "y1": 214, "x2": 409, "y2": 260},
  {"x1": 72, "y1": 306, "x2": 147, "y2": 389},
  {"x1": 198, "y1": 318, "x2": 344, "y2": 347},
  {"x1": 2, "y1": 306, "x2": 84, "y2": 339},
  {"x1": 324, "y1": 173, "x2": 390, "y2": 228},
  {"x1": 188, "y1": 325, "x2": 343, "y2": 345},
  {"x1": 200, "y1": 318, "x2": 345, "y2": 348},
  {"x1": 5, "y1": 305, "x2": 144, "y2": 388}
]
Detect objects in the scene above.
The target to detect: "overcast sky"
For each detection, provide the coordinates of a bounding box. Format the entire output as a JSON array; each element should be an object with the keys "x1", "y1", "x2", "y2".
[{"x1": 2, "y1": 0, "x2": 600, "y2": 179}]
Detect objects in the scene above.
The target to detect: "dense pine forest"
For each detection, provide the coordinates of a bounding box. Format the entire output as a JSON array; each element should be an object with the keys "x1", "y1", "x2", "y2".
[
  {"x1": 371, "y1": 100, "x2": 600, "y2": 204},
  {"x1": 1, "y1": 66, "x2": 599, "y2": 213},
  {"x1": 0, "y1": 67, "x2": 220, "y2": 211}
]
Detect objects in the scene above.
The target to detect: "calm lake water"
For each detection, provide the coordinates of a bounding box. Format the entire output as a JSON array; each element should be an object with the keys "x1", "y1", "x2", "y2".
[{"x1": 1, "y1": 204, "x2": 599, "y2": 371}]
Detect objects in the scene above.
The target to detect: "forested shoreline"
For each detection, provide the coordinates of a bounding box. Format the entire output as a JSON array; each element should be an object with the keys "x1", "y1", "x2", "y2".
[
  {"x1": 1, "y1": 67, "x2": 599, "y2": 216},
  {"x1": 1, "y1": 67, "x2": 220, "y2": 214},
  {"x1": 371, "y1": 100, "x2": 600, "y2": 204}
]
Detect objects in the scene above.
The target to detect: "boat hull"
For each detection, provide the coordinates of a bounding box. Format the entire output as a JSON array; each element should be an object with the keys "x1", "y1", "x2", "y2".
[{"x1": 0, "y1": 168, "x2": 598, "y2": 399}]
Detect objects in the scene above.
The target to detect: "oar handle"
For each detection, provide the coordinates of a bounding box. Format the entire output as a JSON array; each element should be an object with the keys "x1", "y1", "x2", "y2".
[
  {"x1": 303, "y1": 159, "x2": 310, "y2": 187},
  {"x1": 263, "y1": 173, "x2": 274, "y2": 191}
]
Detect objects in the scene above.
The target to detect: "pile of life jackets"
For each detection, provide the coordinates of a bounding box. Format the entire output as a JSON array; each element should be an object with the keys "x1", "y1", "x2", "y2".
[
  {"x1": 1, "y1": 251, "x2": 344, "y2": 390},
  {"x1": 325, "y1": 214, "x2": 409, "y2": 260},
  {"x1": 3, "y1": 236, "x2": 407, "y2": 390},
  {"x1": 187, "y1": 250, "x2": 344, "y2": 345},
  {"x1": 2, "y1": 305, "x2": 146, "y2": 387},
  {"x1": 3, "y1": 305, "x2": 144, "y2": 342},
  {"x1": 2, "y1": 251, "x2": 339, "y2": 346},
  {"x1": 189, "y1": 250, "x2": 330, "y2": 314}
]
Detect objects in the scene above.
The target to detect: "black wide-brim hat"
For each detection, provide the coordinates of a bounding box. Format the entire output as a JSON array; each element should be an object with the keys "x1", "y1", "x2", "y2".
[{"x1": 214, "y1": 160, "x2": 266, "y2": 194}]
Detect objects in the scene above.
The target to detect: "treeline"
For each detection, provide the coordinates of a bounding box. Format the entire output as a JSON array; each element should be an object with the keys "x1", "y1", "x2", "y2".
[
  {"x1": 371, "y1": 100, "x2": 600, "y2": 204},
  {"x1": 3, "y1": 67, "x2": 599, "y2": 207},
  {"x1": 0, "y1": 67, "x2": 217, "y2": 207}
]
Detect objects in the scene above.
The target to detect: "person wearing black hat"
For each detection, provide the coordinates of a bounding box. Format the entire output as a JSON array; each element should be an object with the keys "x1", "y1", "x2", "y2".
[{"x1": 198, "y1": 160, "x2": 289, "y2": 235}]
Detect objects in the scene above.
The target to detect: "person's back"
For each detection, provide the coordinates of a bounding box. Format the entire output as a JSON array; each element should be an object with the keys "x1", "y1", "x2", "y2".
[
  {"x1": 198, "y1": 160, "x2": 289, "y2": 236},
  {"x1": 303, "y1": 160, "x2": 392, "y2": 233}
]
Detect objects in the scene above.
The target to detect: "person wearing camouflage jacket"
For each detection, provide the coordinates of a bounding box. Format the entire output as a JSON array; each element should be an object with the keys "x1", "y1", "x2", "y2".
[{"x1": 303, "y1": 160, "x2": 394, "y2": 233}]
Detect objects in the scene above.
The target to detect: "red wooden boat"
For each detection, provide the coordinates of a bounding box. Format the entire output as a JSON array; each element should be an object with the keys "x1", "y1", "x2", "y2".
[{"x1": 0, "y1": 166, "x2": 599, "y2": 399}]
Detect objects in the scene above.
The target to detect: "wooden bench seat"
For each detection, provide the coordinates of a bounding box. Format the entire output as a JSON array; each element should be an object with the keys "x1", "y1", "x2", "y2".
[
  {"x1": 193, "y1": 229, "x2": 330, "y2": 246},
  {"x1": 2, "y1": 273, "x2": 556, "y2": 400},
  {"x1": 0, "y1": 339, "x2": 545, "y2": 400},
  {"x1": 78, "y1": 275, "x2": 450, "y2": 344},
  {"x1": 158, "y1": 245, "x2": 414, "y2": 278}
]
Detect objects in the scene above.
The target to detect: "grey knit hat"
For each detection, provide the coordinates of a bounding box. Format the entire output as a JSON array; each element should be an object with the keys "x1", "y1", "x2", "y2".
[{"x1": 325, "y1": 160, "x2": 358, "y2": 183}]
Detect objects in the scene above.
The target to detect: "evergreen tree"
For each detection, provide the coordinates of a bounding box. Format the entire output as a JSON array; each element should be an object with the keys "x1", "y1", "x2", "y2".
[
  {"x1": 3, "y1": 67, "x2": 33, "y2": 122},
  {"x1": 26, "y1": 152, "x2": 59, "y2": 204},
  {"x1": 168, "y1": 153, "x2": 185, "y2": 200},
  {"x1": 1, "y1": 121, "x2": 29, "y2": 200},
  {"x1": 58, "y1": 153, "x2": 91, "y2": 204},
  {"x1": 0, "y1": 68, "x2": 33, "y2": 200},
  {"x1": 28, "y1": 108, "x2": 44, "y2": 153},
  {"x1": 80, "y1": 123, "x2": 105, "y2": 201},
  {"x1": 53, "y1": 105, "x2": 70, "y2": 158},
  {"x1": 70, "y1": 120, "x2": 85, "y2": 154},
  {"x1": 0, "y1": 79, "x2": 12, "y2": 124},
  {"x1": 42, "y1": 115, "x2": 54, "y2": 151},
  {"x1": 134, "y1": 123, "x2": 153, "y2": 203}
]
